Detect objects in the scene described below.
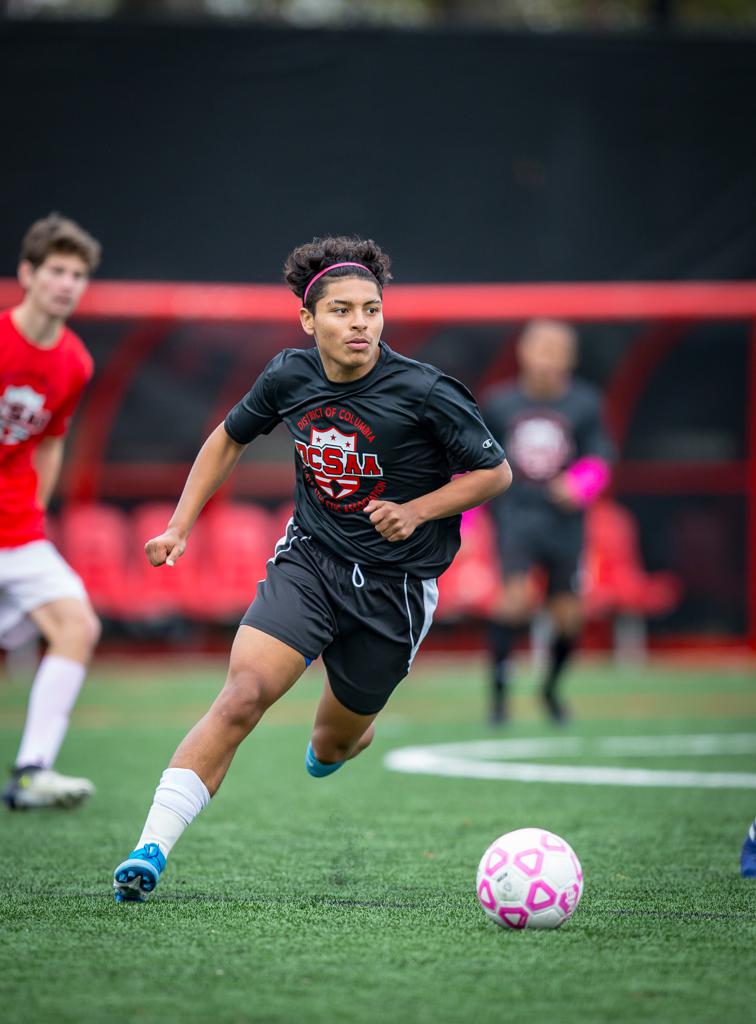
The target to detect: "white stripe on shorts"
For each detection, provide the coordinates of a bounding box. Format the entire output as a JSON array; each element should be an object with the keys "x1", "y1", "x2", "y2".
[
  {"x1": 266, "y1": 518, "x2": 311, "y2": 569},
  {"x1": 407, "y1": 577, "x2": 439, "y2": 671}
]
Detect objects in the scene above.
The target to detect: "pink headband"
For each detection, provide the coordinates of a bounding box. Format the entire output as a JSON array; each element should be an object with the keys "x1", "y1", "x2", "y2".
[{"x1": 302, "y1": 262, "x2": 373, "y2": 306}]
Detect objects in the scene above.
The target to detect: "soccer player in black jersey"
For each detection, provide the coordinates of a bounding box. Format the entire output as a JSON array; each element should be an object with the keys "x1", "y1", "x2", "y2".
[
  {"x1": 482, "y1": 320, "x2": 613, "y2": 725},
  {"x1": 113, "y1": 236, "x2": 512, "y2": 902}
]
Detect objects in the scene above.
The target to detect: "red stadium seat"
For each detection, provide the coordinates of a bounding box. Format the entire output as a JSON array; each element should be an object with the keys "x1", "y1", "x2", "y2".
[
  {"x1": 583, "y1": 500, "x2": 681, "y2": 619},
  {"x1": 59, "y1": 503, "x2": 132, "y2": 617},
  {"x1": 192, "y1": 503, "x2": 277, "y2": 620},
  {"x1": 436, "y1": 501, "x2": 680, "y2": 640},
  {"x1": 436, "y1": 507, "x2": 503, "y2": 619},
  {"x1": 128, "y1": 503, "x2": 208, "y2": 620}
]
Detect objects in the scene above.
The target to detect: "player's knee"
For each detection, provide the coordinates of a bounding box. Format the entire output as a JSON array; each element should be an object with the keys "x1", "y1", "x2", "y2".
[
  {"x1": 55, "y1": 603, "x2": 101, "y2": 656},
  {"x1": 215, "y1": 667, "x2": 275, "y2": 733},
  {"x1": 501, "y1": 593, "x2": 534, "y2": 623},
  {"x1": 311, "y1": 733, "x2": 351, "y2": 762},
  {"x1": 549, "y1": 596, "x2": 582, "y2": 636},
  {"x1": 311, "y1": 723, "x2": 373, "y2": 763},
  {"x1": 495, "y1": 578, "x2": 533, "y2": 624},
  {"x1": 86, "y1": 608, "x2": 102, "y2": 650},
  {"x1": 498, "y1": 604, "x2": 530, "y2": 627}
]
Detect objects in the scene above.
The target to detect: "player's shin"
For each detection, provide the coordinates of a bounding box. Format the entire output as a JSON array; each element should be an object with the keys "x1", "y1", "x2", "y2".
[
  {"x1": 113, "y1": 766, "x2": 211, "y2": 902},
  {"x1": 487, "y1": 622, "x2": 517, "y2": 724},
  {"x1": 136, "y1": 767, "x2": 211, "y2": 858},
  {"x1": 541, "y1": 633, "x2": 576, "y2": 722},
  {"x1": 15, "y1": 654, "x2": 87, "y2": 769}
]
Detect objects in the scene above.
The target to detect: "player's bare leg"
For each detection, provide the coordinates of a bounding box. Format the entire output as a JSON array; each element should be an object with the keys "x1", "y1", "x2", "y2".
[
  {"x1": 487, "y1": 574, "x2": 534, "y2": 725},
  {"x1": 542, "y1": 592, "x2": 582, "y2": 722},
  {"x1": 114, "y1": 626, "x2": 305, "y2": 902},
  {"x1": 307, "y1": 678, "x2": 377, "y2": 775},
  {"x1": 548, "y1": 592, "x2": 582, "y2": 638},
  {"x1": 4, "y1": 596, "x2": 101, "y2": 810},
  {"x1": 170, "y1": 626, "x2": 305, "y2": 794},
  {"x1": 29, "y1": 596, "x2": 101, "y2": 664}
]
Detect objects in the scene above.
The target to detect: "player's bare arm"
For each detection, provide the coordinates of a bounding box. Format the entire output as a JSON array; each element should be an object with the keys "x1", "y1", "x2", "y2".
[
  {"x1": 365, "y1": 461, "x2": 512, "y2": 542},
  {"x1": 33, "y1": 435, "x2": 65, "y2": 508},
  {"x1": 145, "y1": 423, "x2": 247, "y2": 567}
]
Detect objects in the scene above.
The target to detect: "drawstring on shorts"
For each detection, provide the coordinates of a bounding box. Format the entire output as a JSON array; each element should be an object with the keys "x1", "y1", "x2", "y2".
[{"x1": 352, "y1": 563, "x2": 365, "y2": 588}]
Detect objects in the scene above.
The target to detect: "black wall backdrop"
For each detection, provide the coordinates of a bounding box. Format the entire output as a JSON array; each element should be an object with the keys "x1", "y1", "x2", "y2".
[{"x1": 1, "y1": 22, "x2": 755, "y2": 283}]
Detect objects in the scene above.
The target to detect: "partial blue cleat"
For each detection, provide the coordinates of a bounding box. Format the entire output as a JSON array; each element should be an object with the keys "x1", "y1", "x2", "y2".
[
  {"x1": 113, "y1": 843, "x2": 166, "y2": 902},
  {"x1": 305, "y1": 741, "x2": 344, "y2": 778},
  {"x1": 741, "y1": 822, "x2": 756, "y2": 878}
]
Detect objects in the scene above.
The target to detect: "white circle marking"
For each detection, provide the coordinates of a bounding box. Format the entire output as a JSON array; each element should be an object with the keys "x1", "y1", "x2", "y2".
[{"x1": 383, "y1": 734, "x2": 756, "y2": 789}]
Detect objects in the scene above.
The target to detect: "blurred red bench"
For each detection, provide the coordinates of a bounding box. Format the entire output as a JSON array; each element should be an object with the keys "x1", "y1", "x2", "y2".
[
  {"x1": 436, "y1": 499, "x2": 681, "y2": 632},
  {"x1": 56, "y1": 498, "x2": 680, "y2": 651},
  {"x1": 582, "y1": 500, "x2": 680, "y2": 620},
  {"x1": 191, "y1": 502, "x2": 277, "y2": 621},
  {"x1": 436, "y1": 507, "x2": 502, "y2": 620},
  {"x1": 58, "y1": 501, "x2": 278, "y2": 623},
  {"x1": 59, "y1": 503, "x2": 133, "y2": 618}
]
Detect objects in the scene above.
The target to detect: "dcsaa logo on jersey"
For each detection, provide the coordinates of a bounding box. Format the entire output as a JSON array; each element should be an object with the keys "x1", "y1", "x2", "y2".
[
  {"x1": 508, "y1": 413, "x2": 573, "y2": 481},
  {"x1": 295, "y1": 425, "x2": 383, "y2": 501},
  {"x1": 0, "y1": 384, "x2": 51, "y2": 445}
]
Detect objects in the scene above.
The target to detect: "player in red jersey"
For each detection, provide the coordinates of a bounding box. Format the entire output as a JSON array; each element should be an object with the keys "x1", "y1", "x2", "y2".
[{"x1": 1, "y1": 213, "x2": 102, "y2": 809}]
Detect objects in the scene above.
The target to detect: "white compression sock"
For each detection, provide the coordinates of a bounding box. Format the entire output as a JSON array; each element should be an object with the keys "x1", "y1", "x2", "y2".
[
  {"x1": 136, "y1": 767, "x2": 211, "y2": 858},
  {"x1": 15, "y1": 654, "x2": 87, "y2": 770}
]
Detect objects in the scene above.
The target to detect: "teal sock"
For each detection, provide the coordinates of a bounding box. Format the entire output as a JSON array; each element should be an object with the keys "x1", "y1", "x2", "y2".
[{"x1": 305, "y1": 741, "x2": 344, "y2": 778}]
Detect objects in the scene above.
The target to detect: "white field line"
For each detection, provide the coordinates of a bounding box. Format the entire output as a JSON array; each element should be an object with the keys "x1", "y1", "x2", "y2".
[{"x1": 383, "y1": 734, "x2": 756, "y2": 789}]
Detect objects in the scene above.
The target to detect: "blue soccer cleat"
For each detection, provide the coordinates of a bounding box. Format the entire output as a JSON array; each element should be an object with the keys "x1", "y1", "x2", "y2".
[
  {"x1": 113, "y1": 843, "x2": 166, "y2": 902},
  {"x1": 305, "y1": 741, "x2": 344, "y2": 778},
  {"x1": 741, "y1": 822, "x2": 756, "y2": 878}
]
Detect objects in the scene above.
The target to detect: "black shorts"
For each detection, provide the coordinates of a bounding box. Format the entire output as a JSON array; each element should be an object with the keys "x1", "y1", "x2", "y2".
[
  {"x1": 241, "y1": 521, "x2": 439, "y2": 716},
  {"x1": 496, "y1": 511, "x2": 584, "y2": 597}
]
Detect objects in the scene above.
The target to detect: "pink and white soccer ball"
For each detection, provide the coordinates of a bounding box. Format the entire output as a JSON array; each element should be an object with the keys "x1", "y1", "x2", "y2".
[{"x1": 476, "y1": 827, "x2": 584, "y2": 930}]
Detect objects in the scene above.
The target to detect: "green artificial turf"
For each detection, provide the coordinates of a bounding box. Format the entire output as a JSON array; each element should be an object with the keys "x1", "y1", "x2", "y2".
[{"x1": 1, "y1": 655, "x2": 755, "y2": 1024}]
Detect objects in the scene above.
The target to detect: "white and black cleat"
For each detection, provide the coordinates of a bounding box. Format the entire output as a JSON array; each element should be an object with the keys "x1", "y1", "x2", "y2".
[{"x1": 2, "y1": 765, "x2": 94, "y2": 810}]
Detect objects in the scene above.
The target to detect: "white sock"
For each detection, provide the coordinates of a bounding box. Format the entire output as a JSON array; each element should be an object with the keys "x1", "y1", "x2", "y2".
[
  {"x1": 749, "y1": 818, "x2": 756, "y2": 843},
  {"x1": 136, "y1": 767, "x2": 211, "y2": 859},
  {"x1": 15, "y1": 654, "x2": 87, "y2": 770}
]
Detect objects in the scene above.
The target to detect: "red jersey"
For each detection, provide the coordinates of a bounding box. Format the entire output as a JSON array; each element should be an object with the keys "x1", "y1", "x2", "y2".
[{"x1": 0, "y1": 310, "x2": 93, "y2": 548}]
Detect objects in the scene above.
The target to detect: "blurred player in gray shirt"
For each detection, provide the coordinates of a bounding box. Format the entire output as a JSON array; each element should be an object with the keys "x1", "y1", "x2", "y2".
[{"x1": 483, "y1": 320, "x2": 613, "y2": 723}]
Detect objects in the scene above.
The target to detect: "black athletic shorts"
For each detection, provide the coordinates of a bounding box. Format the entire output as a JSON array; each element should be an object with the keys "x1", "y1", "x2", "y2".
[
  {"x1": 241, "y1": 521, "x2": 439, "y2": 716},
  {"x1": 495, "y1": 509, "x2": 585, "y2": 597}
]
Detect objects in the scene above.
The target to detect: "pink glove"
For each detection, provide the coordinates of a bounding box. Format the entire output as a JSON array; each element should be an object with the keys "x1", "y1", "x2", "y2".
[{"x1": 564, "y1": 457, "x2": 610, "y2": 506}]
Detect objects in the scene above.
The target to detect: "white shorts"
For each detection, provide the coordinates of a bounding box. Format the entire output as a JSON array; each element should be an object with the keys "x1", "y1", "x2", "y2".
[{"x1": 0, "y1": 540, "x2": 87, "y2": 650}]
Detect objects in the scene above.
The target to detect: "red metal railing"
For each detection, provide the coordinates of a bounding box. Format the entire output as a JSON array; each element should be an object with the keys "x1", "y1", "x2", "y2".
[{"x1": 3, "y1": 278, "x2": 754, "y2": 648}]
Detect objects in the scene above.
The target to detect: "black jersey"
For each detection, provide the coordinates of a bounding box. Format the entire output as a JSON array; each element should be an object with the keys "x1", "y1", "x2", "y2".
[
  {"x1": 482, "y1": 378, "x2": 612, "y2": 520},
  {"x1": 224, "y1": 342, "x2": 505, "y2": 579}
]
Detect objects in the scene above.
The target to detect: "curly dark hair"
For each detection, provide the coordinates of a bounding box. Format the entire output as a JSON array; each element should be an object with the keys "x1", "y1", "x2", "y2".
[{"x1": 283, "y1": 235, "x2": 392, "y2": 311}]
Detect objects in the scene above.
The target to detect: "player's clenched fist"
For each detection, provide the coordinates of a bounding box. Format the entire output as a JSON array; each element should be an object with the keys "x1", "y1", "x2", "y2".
[
  {"x1": 363, "y1": 499, "x2": 420, "y2": 543},
  {"x1": 145, "y1": 529, "x2": 186, "y2": 567}
]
